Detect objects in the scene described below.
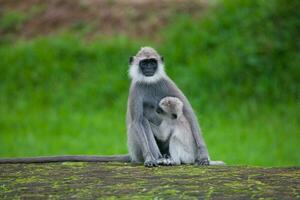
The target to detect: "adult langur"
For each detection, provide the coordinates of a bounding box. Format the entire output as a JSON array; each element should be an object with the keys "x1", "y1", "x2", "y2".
[
  {"x1": 0, "y1": 46, "x2": 223, "y2": 167},
  {"x1": 127, "y1": 47, "x2": 215, "y2": 167}
]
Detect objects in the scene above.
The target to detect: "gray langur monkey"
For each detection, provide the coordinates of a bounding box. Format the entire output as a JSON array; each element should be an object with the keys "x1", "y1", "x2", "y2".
[
  {"x1": 0, "y1": 46, "x2": 224, "y2": 167},
  {"x1": 155, "y1": 97, "x2": 225, "y2": 166},
  {"x1": 127, "y1": 46, "x2": 215, "y2": 167}
]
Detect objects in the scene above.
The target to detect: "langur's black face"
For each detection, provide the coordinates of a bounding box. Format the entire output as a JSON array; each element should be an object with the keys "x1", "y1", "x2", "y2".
[{"x1": 139, "y1": 58, "x2": 158, "y2": 77}]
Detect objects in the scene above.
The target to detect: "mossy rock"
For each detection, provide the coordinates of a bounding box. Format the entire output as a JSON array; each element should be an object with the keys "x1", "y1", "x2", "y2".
[{"x1": 0, "y1": 162, "x2": 299, "y2": 199}]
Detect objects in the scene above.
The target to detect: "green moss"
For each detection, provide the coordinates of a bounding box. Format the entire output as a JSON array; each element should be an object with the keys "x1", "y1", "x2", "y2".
[
  {"x1": 205, "y1": 186, "x2": 214, "y2": 200},
  {"x1": 0, "y1": 184, "x2": 12, "y2": 194},
  {"x1": 61, "y1": 162, "x2": 87, "y2": 167},
  {"x1": 0, "y1": 161, "x2": 299, "y2": 199},
  {"x1": 15, "y1": 176, "x2": 40, "y2": 184}
]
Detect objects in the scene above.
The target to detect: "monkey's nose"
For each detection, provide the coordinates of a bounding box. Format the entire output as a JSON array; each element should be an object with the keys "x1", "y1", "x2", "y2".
[{"x1": 171, "y1": 114, "x2": 177, "y2": 119}]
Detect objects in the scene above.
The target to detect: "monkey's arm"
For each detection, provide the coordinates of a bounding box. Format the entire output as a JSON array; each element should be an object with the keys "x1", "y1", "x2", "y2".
[
  {"x1": 165, "y1": 78, "x2": 210, "y2": 165},
  {"x1": 182, "y1": 100, "x2": 210, "y2": 165},
  {"x1": 128, "y1": 87, "x2": 162, "y2": 167},
  {"x1": 0, "y1": 155, "x2": 131, "y2": 164}
]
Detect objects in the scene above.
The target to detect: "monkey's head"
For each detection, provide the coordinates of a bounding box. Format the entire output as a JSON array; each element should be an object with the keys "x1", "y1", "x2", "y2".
[
  {"x1": 157, "y1": 97, "x2": 183, "y2": 120},
  {"x1": 129, "y1": 47, "x2": 166, "y2": 83}
]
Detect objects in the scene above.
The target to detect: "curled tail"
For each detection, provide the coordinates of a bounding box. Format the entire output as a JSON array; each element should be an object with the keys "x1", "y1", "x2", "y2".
[{"x1": 0, "y1": 155, "x2": 131, "y2": 164}]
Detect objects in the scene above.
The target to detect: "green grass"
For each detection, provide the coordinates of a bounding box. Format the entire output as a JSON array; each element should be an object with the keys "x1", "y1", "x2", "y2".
[
  {"x1": 203, "y1": 102, "x2": 300, "y2": 166},
  {"x1": 0, "y1": 10, "x2": 28, "y2": 33},
  {"x1": 1, "y1": 101, "x2": 299, "y2": 166},
  {"x1": 0, "y1": 108, "x2": 128, "y2": 156},
  {"x1": 0, "y1": 0, "x2": 299, "y2": 166}
]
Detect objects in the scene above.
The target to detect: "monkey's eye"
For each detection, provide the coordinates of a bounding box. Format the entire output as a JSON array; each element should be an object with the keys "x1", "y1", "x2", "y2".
[
  {"x1": 140, "y1": 60, "x2": 148, "y2": 68},
  {"x1": 156, "y1": 107, "x2": 164, "y2": 114},
  {"x1": 148, "y1": 58, "x2": 157, "y2": 65},
  {"x1": 140, "y1": 59, "x2": 157, "y2": 68},
  {"x1": 171, "y1": 114, "x2": 177, "y2": 119}
]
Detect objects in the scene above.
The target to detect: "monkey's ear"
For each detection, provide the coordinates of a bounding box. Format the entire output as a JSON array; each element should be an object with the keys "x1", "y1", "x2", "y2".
[
  {"x1": 129, "y1": 56, "x2": 134, "y2": 64},
  {"x1": 160, "y1": 56, "x2": 164, "y2": 63}
]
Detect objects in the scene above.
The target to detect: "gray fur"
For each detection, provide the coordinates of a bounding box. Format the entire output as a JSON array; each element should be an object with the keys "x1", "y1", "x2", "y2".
[
  {"x1": 0, "y1": 155, "x2": 131, "y2": 164},
  {"x1": 156, "y1": 97, "x2": 225, "y2": 166},
  {"x1": 156, "y1": 97, "x2": 196, "y2": 165},
  {"x1": 0, "y1": 47, "x2": 224, "y2": 167},
  {"x1": 127, "y1": 47, "x2": 211, "y2": 167}
]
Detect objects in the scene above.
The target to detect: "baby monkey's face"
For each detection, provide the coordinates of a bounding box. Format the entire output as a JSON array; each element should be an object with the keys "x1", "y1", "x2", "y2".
[{"x1": 157, "y1": 97, "x2": 183, "y2": 119}]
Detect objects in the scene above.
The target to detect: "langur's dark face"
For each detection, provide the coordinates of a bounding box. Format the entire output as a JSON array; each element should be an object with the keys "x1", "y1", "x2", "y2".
[{"x1": 139, "y1": 58, "x2": 158, "y2": 77}]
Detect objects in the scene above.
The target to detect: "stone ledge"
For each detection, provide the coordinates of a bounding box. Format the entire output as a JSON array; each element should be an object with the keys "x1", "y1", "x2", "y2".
[{"x1": 0, "y1": 162, "x2": 299, "y2": 199}]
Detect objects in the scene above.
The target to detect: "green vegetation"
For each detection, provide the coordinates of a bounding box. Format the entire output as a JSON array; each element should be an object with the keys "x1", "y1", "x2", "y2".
[
  {"x1": 0, "y1": 10, "x2": 28, "y2": 33},
  {"x1": 0, "y1": 0, "x2": 299, "y2": 166}
]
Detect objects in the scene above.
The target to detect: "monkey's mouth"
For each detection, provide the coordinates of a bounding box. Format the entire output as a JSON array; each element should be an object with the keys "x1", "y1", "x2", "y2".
[
  {"x1": 141, "y1": 69, "x2": 156, "y2": 76},
  {"x1": 140, "y1": 66, "x2": 157, "y2": 77}
]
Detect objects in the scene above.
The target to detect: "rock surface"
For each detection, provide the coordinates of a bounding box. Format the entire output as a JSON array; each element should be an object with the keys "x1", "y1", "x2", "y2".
[{"x1": 0, "y1": 162, "x2": 299, "y2": 199}]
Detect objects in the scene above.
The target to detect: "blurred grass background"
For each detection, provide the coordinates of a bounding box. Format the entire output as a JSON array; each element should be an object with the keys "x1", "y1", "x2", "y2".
[{"x1": 0, "y1": 0, "x2": 299, "y2": 166}]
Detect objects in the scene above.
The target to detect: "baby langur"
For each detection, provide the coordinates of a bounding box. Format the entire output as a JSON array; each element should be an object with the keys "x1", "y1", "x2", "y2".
[{"x1": 156, "y1": 97, "x2": 225, "y2": 166}]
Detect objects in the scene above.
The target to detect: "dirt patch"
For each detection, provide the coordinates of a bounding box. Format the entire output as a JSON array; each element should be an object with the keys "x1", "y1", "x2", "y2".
[{"x1": 0, "y1": 0, "x2": 208, "y2": 39}]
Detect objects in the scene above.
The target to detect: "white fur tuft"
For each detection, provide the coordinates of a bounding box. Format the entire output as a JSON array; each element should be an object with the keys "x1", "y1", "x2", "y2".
[{"x1": 129, "y1": 63, "x2": 166, "y2": 84}]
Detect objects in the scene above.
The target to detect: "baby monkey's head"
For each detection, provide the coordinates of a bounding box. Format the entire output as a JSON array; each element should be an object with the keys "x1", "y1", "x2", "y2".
[{"x1": 157, "y1": 97, "x2": 183, "y2": 120}]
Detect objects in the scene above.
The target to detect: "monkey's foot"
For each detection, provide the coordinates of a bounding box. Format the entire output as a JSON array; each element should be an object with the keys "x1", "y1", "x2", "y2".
[
  {"x1": 157, "y1": 158, "x2": 172, "y2": 166},
  {"x1": 144, "y1": 160, "x2": 158, "y2": 167},
  {"x1": 195, "y1": 158, "x2": 210, "y2": 166},
  {"x1": 157, "y1": 154, "x2": 172, "y2": 166},
  {"x1": 157, "y1": 157, "x2": 179, "y2": 166}
]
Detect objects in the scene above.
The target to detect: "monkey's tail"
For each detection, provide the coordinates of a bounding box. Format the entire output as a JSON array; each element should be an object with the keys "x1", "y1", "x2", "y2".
[
  {"x1": 0, "y1": 155, "x2": 131, "y2": 164},
  {"x1": 209, "y1": 160, "x2": 226, "y2": 166}
]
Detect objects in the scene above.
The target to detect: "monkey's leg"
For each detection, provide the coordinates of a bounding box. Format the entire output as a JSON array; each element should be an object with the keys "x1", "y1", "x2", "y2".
[
  {"x1": 168, "y1": 137, "x2": 195, "y2": 165},
  {"x1": 141, "y1": 119, "x2": 163, "y2": 167},
  {"x1": 142, "y1": 120, "x2": 162, "y2": 160},
  {"x1": 182, "y1": 105, "x2": 210, "y2": 165},
  {"x1": 128, "y1": 125, "x2": 153, "y2": 165},
  {"x1": 129, "y1": 119, "x2": 160, "y2": 167},
  {"x1": 127, "y1": 128, "x2": 144, "y2": 163}
]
